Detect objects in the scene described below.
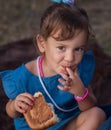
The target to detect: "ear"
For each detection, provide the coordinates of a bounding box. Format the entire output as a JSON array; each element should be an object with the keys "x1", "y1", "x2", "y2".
[{"x1": 36, "y1": 34, "x2": 46, "y2": 53}]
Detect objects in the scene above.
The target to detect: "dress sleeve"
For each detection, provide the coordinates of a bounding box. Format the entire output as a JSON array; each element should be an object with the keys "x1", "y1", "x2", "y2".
[
  {"x1": 0, "y1": 70, "x2": 19, "y2": 99},
  {"x1": 0, "y1": 64, "x2": 27, "y2": 99},
  {"x1": 78, "y1": 50, "x2": 95, "y2": 87}
]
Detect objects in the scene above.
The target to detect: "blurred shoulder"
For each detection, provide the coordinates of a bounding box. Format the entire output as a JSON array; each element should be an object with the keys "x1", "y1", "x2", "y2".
[{"x1": 25, "y1": 59, "x2": 37, "y2": 76}]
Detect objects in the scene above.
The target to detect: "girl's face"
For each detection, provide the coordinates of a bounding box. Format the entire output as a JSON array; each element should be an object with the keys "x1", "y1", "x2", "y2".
[{"x1": 37, "y1": 30, "x2": 88, "y2": 77}]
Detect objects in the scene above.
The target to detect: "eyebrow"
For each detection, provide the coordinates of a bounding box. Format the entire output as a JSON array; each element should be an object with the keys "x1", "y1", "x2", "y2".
[
  {"x1": 51, "y1": 35, "x2": 87, "y2": 47},
  {"x1": 51, "y1": 35, "x2": 67, "y2": 41}
]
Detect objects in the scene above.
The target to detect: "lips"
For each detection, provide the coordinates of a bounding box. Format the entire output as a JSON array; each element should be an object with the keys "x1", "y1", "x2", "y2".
[{"x1": 62, "y1": 64, "x2": 77, "y2": 71}]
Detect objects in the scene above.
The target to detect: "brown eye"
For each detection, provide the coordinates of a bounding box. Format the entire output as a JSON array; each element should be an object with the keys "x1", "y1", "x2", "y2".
[
  {"x1": 57, "y1": 46, "x2": 66, "y2": 51},
  {"x1": 74, "y1": 47, "x2": 85, "y2": 54}
]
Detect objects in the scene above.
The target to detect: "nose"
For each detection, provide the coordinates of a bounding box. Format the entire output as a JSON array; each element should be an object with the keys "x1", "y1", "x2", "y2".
[{"x1": 65, "y1": 51, "x2": 74, "y2": 63}]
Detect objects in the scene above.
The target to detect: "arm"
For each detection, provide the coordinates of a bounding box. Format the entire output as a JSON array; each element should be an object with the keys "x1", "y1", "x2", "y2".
[
  {"x1": 77, "y1": 86, "x2": 97, "y2": 111},
  {"x1": 6, "y1": 93, "x2": 35, "y2": 118}
]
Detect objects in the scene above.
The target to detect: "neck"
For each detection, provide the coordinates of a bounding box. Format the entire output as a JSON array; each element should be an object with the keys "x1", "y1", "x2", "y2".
[{"x1": 39, "y1": 56, "x2": 57, "y2": 77}]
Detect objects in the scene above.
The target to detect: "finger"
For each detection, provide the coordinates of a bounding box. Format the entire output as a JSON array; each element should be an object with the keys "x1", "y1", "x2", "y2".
[
  {"x1": 59, "y1": 72, "x2": 69, "y2": 81},
  {"x1": 15, "y1": 101, "x2": 26, "y2": 113},
  {"x1": 58, "y1": 78, "x2": 66, "y2": 86},
  {"x1": 73, "y1": 68, "x2": 78, "y2": 76},
  {"x1": 66, "y1": 67, "x2": 74, "y2": 78},
  {"x1": 66, "y1": 78, "x2": 73, "y2": 86},
  {"x1": 20, "y1": 93, "x2": 34, "y2": 101},
  {"x1": 16, "y1": 94, "x2": 34, "y2": 106},
  {"x1": 18, "y1": 101, "x2": 32, "y2": 112},
  {"x1": 57, "y1": 85, "x2": 70, "y2": 91},
  {"x1": 58, "y1": 76, "x2": 73, "y2": 87},
  {"x1": 17, "y1": 107, "x2": 26, "y2": 113},
  {"x1": 60, "y1": 66, "x2": 69, "y2": 74}
]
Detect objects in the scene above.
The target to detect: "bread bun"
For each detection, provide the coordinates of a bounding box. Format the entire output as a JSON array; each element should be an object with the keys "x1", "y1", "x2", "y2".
[{"x1": 24, "y1": 92, "x2": 59, "y2": 130}]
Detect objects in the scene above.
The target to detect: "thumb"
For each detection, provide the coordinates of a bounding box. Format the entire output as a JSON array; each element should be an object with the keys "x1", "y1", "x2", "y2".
[{"x1": 74, "y1": 68, "x2": 78, "y2": 76}]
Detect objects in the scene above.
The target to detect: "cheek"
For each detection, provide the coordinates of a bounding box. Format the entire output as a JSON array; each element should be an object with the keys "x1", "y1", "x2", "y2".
[
  {"x1": 46, "y1": 47, "x2": 64, "y2": 64},
  {"x1": 53, "y1": 51, "x2": 64, "y2": 61},
  {"x1": 53, "y1": 55, "x2": 63, "y2": 64},
  {"x1": 47, "y1": 51, "x2": 61, "y2": 65}
]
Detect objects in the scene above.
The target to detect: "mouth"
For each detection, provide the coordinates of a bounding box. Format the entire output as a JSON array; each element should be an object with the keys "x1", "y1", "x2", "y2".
[{"x1": 62, "y1": 65, "x2": 77, "y2": 71}]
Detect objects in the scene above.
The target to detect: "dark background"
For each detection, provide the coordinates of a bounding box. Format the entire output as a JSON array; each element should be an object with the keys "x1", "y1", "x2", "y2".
[{"x1": 0, "y1": 0, "x2": 111, "y2": 55}]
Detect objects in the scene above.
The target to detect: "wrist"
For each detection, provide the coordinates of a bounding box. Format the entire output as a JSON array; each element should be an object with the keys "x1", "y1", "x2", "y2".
[
  {"x1": 74, "y1": 88, "x2": 89, "y2": 102},
  {"x1": 9, "y1": 100, "x2": 21, "y2": 117},
  {"x1": 10, "y1": 100, "x2": 16, "y2": 112},
  {"x1": 75, "y1": 87, "x2": 86, "y2": 97}
]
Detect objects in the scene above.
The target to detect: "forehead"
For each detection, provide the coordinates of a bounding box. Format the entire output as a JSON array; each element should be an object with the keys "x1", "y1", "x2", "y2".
[
  {"x1": 48, "y1": 30, "x2": 88, "y2": 48},
  {"x1": 51, "y1": 29, "x2": 88, "y2": 41}
]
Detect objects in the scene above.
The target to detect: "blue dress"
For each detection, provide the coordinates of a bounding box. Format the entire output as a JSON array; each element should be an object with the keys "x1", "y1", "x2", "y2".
[{"x1": 0, "y1": 51, "x2": 95, "y2": 130}]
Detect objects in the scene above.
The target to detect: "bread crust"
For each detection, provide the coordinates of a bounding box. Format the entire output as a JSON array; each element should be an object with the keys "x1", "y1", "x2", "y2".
[{"x1": 24, "y1": 92, "x2": 59, "y2": 130}]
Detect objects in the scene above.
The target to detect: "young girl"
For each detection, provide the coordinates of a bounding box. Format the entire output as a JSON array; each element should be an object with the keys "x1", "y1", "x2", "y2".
[{"x1": 0, "y1": 0, "x2": 106, "y2": 130}]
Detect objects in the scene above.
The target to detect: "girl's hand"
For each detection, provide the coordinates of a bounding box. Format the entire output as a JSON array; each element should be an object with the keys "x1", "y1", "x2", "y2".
[
  {"x1": 58, "y1": 67, "x2": 85, "y2": 95},
  {"x1": 13, "y1": 93, "x2": 35, "y2": 114}
]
